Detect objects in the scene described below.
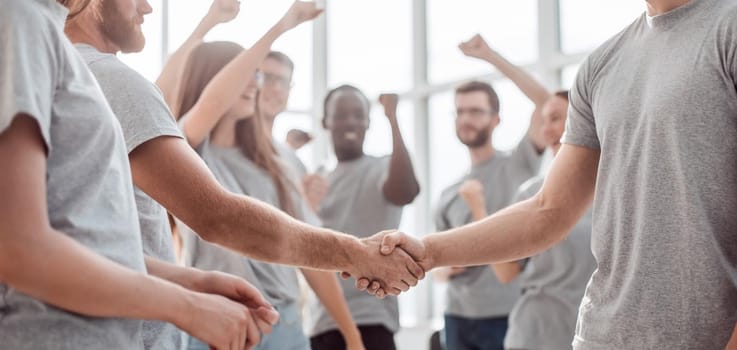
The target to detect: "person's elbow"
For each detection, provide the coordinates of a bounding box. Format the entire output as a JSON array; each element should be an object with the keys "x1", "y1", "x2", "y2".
[
  {"x1": 0, "y1": 223, "x2": 49, "y2": 283},
  {"x1": 384, "y1": 182, "x2": 421, "y2": 206}
]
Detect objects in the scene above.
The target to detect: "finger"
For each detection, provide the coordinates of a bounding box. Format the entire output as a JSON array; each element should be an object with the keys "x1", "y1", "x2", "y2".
[
  {"x1": 253, "y1": 306, "x2": 279, "y2": 328},
  {"x1": 234, "y1": 322, "x2": 244, "y2": 350},
  {"x1": 368, "y1": 281, "x2": 381, "y2": 294},
  {"x1": 379, "y1": 232, "x2": 402, "y2": 255},
  {"x1": 375, "y1": 288, "x2": 386, "y2": 299},
  {"x1": 253, "y1": 315, "x2": 273, "y2": 336},
  {"x1": 388, "y1": 287, "x2": 403, "y2": 296},
  {"x1": 406, "y1": 258, "x2": 425, "y2": 281},
  {"x1": 340, "y1": 272, "x2": 352, "y2": 280},
  {"x1": 355, "y1": 278, "x2": 370, "y2": 291},
  {"x1": 235, "y1": 279, "x2": 272, "y2": 309},
  {"x1": 391, "y1": 280, "x2": 410, "y2": 292},
  {"x1": 244, "y1": 312, "x2": 260, "y2": 350}
]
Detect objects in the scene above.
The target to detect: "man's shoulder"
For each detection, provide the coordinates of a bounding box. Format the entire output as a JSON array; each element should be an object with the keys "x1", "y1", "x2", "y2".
[{"x1": 78, "y1": 45, "x2": 160, "y2": 96}]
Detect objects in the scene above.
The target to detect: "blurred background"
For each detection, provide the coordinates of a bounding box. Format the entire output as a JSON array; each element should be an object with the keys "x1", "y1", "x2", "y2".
[{"x1": 120, "y1": 0, "x2": 646, "y2": 346}]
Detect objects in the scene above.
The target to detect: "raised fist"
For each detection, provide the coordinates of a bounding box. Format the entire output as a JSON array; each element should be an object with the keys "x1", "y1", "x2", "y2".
[
  {"x1": 379, "y1": 93, "x2": 399, "y2": 120},
  {"x1": 458, "y1": 34, "x2": 494, "y2": 61},
  {"x1": 206, "y1": 0, "x2": 240, "y2": 24}
]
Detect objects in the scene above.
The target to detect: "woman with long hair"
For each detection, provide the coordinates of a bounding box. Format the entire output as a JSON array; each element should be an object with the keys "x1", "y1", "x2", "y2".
[{"x1": 173, "y1": 24, "x2": 364, "y2": 350}]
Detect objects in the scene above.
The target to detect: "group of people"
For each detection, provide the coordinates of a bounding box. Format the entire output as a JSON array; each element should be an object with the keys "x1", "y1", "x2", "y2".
[{"x1": 1, "y1": 0, "x2": 735, "y2": 350}]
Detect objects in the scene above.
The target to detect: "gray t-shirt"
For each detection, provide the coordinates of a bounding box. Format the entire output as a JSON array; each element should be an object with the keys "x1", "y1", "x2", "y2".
[
  {"x1": 274, "y1": 140, "x2": 307, "y2": 180},
  {"x1": 435, "y1": 137, "x2": 541, "y2": 318},
  {"x1": 76, "y1": 45, "x2": 184, "y2": 350},
  {"x1": 183, "y1": 139, "x2": 317, "y2": 306},
  {"x1": 0, "y1": 1, "x2": 146, "y2": 348},
  {"x1": 562, "y1": 0, "x2": 737, "y2": 348},
  {"x1": 310, "y1": 155, "x2": 403, "y2": 335},
  {"x1": 503, "y1": 177, "x2": 596, "y2": 350}
]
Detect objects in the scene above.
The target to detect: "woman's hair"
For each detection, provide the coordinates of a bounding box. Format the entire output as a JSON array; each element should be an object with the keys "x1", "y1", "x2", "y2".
[{"x1": 176, "y1": 41, "x2": 296, "y2": 217}]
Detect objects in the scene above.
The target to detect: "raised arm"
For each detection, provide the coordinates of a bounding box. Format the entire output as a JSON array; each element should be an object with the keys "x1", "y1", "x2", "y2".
[
  {"x1": 457, "y1": 179, "x2": 521, "y2": 284},
  {"x1": 459, "y1": 34, "x2": 549, "y2": 151},
  {"x1": 180, "y1": 1, "x2": 322, "y2": 148},
  {"x1": 379, "y1": 93, "x2": 420, "y2": 205},
  {"x1": 155, "y1": 0, "x2": 240, "y2": 109}
]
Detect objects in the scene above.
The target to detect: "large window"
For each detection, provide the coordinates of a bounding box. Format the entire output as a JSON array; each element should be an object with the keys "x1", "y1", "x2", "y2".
[
  {"x1": 560, "y1": 0, "x2": 645, "y2": 54},
  {"x1": 427, "y1": 0, "x2": 538, "y2": 84},
  {"x1": 113, "y1": 0, "x2": 653, "y2": 335}
]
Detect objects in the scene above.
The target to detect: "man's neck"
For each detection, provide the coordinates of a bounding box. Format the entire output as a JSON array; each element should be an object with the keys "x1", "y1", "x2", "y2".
[
  {"x1": 469, "y1": 143, "x2": 495, "y2": 167},
  {"x1": 646, "y1": 0, "x2": 691, "y2": 16},
  {"x1": 65, "y1": 20, "x2": 119, "y2": 54}
]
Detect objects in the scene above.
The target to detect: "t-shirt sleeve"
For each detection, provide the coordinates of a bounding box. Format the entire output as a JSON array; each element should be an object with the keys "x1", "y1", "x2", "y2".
[
  {"x1": 510, "y1": 135, "x2": 543, "y2": 176},
  {"x1": 0, "y1": 10, "x2": 56, "y2": 151},
  {"x1": 562, "y1": 57, "x2": 601, "y2": 150},
  {"x1": 90, "y1": 59, "x2": 182, "y2": 154}
]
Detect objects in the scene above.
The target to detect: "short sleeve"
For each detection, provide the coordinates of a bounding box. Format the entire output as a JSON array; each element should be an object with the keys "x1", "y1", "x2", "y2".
[
  {"x1": 86, "y1": 56, "x2": 182, "y2": 154},
  {"x1": 562, "y1": 58, "x2": 601, "y2": 150},
  {"x1": 510, "y1": 136, "x2": 543, "y2": 176},
  {"x1": 0, "y1": 7, "x2": 57, "y2": 151}
]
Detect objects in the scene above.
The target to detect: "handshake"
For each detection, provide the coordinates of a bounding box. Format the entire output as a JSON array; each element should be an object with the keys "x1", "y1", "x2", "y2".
[{"x1": 340, "y1": 230, "x2": 436, "y2": 299}]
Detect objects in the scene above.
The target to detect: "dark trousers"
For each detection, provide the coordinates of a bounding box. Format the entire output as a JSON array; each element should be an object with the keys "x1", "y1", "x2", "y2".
[
  {"x1": 310, "y1": 324, "x2": 396, "y2": 350},
  {"x1": 443, "y1": 314, "x2": 508, "y2": 350}
]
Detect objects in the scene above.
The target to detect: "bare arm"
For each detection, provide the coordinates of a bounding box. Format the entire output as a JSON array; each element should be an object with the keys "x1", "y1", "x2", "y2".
[
  {"x1": 379, "y1": 94, "x2": 420, "y2": 205},
  {"x1": 727, "y1": 324, "x2": 737, "y2": 350},
  {"x1": 129, "y1": 136, "x2": 424, "y2": 293},
  {"x1": 0, "y1": 116, "x2": 258, "y2": 349},
  {"x1": 458, "y1": 180, "x2": 521, "y2": 284},
  {"x1": 181, "y1": 1, "x2": 322, "y2": 148},
  {"x1": 459, "y1": 34, "x2": 549, "y2": 151},
  {"x1": 301, "y1": 269, "x2": 365, "y2": 350},
  {"x1": 155, "y1": 0, "x2": 240, "y2": 109},
  {"x1": 377, "y1": 144, "x2": 598, "y2": 270},
  {"x1": 358, "y1": 144, "x2": 598, "y2": 297},
  {"x1": 144, "y1": 256, "x2": 280, "y2": 333}
]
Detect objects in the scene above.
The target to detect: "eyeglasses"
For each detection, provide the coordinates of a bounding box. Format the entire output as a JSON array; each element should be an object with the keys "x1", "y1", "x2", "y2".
[
  {"x1": 453, "y1": 108, "x2": 495, "y2": 119},
  {"x1": 262, "y1": 72, "x2": 293, "y2": 89},
  {"x1": 254, "y1": 71, "x2": 264, "y2": 88}
]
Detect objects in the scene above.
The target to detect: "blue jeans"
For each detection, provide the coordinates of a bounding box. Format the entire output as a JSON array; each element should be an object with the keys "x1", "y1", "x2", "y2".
[
  {"x1": 187, "y1": 302, "x2": 310, "y2": 350},
  {"x1": 443, "y1": 314, "x2": 508, "y2": 350}
]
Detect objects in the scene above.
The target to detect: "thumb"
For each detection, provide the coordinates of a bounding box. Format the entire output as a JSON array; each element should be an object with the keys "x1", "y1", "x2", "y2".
[
  {"x1": 381, "y1": 232, "x2": 425, "y2": 260},
  {"x1": 235, "y1": 279, "x2": 272, "y2": 309}
]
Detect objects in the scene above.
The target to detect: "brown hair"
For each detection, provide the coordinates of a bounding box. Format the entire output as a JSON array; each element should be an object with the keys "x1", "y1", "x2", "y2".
[
  {"x1": 176, "y1": 41, "x2": 296, "y2": 217},
  {"x1": 266, "y1": 51, "x2": 294, "y2": 75},
  {"x1": 455, "y1": 81, "x2": 500, "y2": 114},
  {"x1": 58, "y1": 0, "x2": 94, "y2": 20}
]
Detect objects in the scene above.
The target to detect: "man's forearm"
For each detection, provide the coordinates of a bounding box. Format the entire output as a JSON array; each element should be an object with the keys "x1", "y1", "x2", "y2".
[
  {"x1": 198, "y1": 192, "x2": 358, "y2": 272},
  {"x1": 0, "y1": 228, "x2": 190, "y2": 324},
  {"x1": 425, "y1": 195, "x2": 576, "y2": 269},
  {"x1": 144, "y1": 256, "x2": 203, "y2": 291},
  {"x1": 465, "y1": 200, "x2": 521, "y2": 283}
]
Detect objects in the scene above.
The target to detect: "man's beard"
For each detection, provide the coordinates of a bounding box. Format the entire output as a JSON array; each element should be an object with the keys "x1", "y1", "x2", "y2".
[
  {"x1": 100, "y1": 0, "x2": 145, "y2": 53},
  {"x1": 457, "y1": 124, "x2": 492, "y2": 148}
]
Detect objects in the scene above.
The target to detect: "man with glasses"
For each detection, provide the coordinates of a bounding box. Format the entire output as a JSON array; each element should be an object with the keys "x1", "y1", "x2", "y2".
[
  {"x1": 258, "y1": 51, "x2": 309, "y2": 179},
  {"x1": 433, "y1": 81, "x2": 546, "y2": 350}
]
